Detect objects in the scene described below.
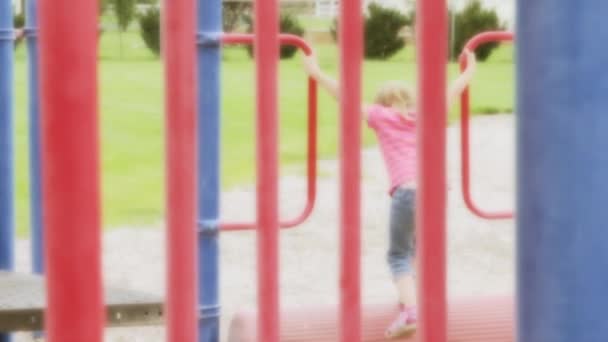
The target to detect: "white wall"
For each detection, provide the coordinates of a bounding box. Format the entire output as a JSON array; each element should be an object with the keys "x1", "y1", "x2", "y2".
[
  {"x1": 12, "y1": 0, "x2": 23, "y2": 14},
  {"x1": 364, "y1": 0, "x2": 412, "y2": 13},
  {"x1": 355, "y1": 0, "x2": 515, "y2": 29}
]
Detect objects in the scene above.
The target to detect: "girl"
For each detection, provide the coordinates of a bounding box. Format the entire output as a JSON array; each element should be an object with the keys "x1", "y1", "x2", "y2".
[{"x1": 301, "y1": 50, "x2": 477, "y2": 339}]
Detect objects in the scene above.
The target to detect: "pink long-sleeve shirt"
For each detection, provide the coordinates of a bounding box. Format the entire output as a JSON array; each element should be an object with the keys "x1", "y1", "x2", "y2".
[{"x1": 366, "y1": 104, "x2": 417, "y2": 195}]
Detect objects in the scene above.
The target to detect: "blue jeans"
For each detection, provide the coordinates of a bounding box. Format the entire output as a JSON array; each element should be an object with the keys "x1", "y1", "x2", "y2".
[{"x1": 387, "y1": 187, "x2": 416, "y2": 278}]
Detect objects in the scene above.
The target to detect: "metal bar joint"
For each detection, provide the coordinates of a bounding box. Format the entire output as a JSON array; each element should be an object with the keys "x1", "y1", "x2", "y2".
[
  {"x1": 0, "y1": 29, "x2": 14, "y2": 41},
  {"x1": 24, "y1": 27, "x2": 38, "y2": 39},
  {"x1": 196, "y1": 31, "x2": 221, "y2": 47},
  {"x1": 198, "y1": 219, "x2": 219, "y2": 235},
  {"x1": 198, "y1": 304, "x2": 221, "y2": 320}
]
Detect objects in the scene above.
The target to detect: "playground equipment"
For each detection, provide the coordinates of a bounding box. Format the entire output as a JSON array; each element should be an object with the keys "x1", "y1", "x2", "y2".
[
  {"x1": 194, "y1": 31, "x2": 319, "y2": 341},
  {"x1": 223, "y1": 29, "x2": 518, "y2": 342},
  {"x1": 2, "y1": 0, "x2": 607, "y2": 341},
  {"x1": 0, "y1": 3, "x2": 320, "y2": 342},
  {"x1": 219, "y1": 34, "x2": 318, "y2": 232},
  {"x1": 0, "y1": 271, "x2": 163, "y2": 332},
  {"x1": 0, "y1": 3, "x2": 15, "y2": 341},
  {"x1": 516, "y1": 2, "x2": 608, "y2": 340},
  {"x1": 459, "y1": 31, "x2": 515, "y2": 220},
  {"x1": 0, "y1": 0, "x2": 163, "y2": 341},
  {"x1": 228, "y1": 297, "x2": 514, "y2": 341},
  {"x1": 1, "y1": 1, "x2": 16, "y2": 341}
]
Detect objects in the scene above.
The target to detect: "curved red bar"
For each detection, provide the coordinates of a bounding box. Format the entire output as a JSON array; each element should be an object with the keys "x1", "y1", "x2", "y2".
[
  {"x1": 220, "y1": 34, "x2": 317, "y2": 231},
  {"x1": 460, "y1": 31, "x2": 514, "y2": 220},
  {"x1": 462, "y1": 31, "x2": 514, "y2": 55},
  {"x1": 221, "y1": 33, "x2": 313, "y2": 55}
]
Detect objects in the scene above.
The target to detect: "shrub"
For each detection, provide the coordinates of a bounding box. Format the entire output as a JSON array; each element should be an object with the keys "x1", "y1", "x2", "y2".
[
  {"x1": 114, "y1": 0, "x2": 136, "y2": 57},
  {"x1": 331, "y1": 4, "x2": 411, "y2": 60},
  {"x1": 114, "y1": 0, "x2": 136, "y2": 32},
  {"x1": 330, "y1": 18, "x2": 337, "y2": 42},
  {"x1": 451, "y1": 0, "x2": 505, "y2": 61},
  {"x1": 364, "y1": 4, "x2": 410, "y2": 59},
  {"x1": 223, "y1": 1, "x2": 251, "y2": 32},
  {"x1": 139, "y1": 7, "x2": 161, "y2": 56},
  {"x1": 13, "y1": 13, "x2": 25, "y2": 49},
  {"x1": 244, "y1": 13, "x2": 305, "y2": 59},
  {"x1": 13, "y1": 13, "x2": 25, "y2": 28},
  {"x1": 99, "y1": 0, "x2": 109, "y2": 15}
]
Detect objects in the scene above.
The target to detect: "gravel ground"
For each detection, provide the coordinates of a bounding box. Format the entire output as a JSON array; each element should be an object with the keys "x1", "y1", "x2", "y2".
[{"x1": 12, "y1": 114, "x2": 516, "y2": 341}]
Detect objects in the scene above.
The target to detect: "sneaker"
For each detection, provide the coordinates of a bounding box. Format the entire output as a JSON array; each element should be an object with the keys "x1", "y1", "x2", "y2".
[{"x1": 384, "y1": 305, "x2": 417, "y2": 339}]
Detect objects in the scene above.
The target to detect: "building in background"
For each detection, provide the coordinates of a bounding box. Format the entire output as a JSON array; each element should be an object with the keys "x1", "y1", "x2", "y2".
[
  {"x1": 450, "y1": 0, "x2": 514, "y2": 28},
  {"x1": 315, "y1": 0, "x2": 514, "y2": 29},
  {"x1": 11, "y1": 0, "x2": 513, "y2": 27},
  {"x1": 12, "y1": 0, "x2": 23, "y2": 14}
]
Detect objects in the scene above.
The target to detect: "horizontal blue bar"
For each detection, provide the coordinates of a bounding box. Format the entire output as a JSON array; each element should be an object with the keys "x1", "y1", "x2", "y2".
[
  {"x1": 0, "y1": 29, "x2": 14, "y2": 41},
  {"x1": 199, "y1": 304, "x2": 221, "y2": 320},
  {"x1": 23, "y1": 27, "x2": 37, "y2": 37}
]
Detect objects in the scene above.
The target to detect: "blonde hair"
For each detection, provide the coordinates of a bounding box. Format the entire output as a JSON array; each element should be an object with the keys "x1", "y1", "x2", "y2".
[{"x1": 374, "y1": 81, "x2": 415, "y2": 114}]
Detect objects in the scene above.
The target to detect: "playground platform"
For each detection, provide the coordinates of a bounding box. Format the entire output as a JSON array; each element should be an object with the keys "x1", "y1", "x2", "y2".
[
  {"x1": 228, "y1": 296, "x2": 514, "y2": 341},
  {"x1": 0, "y1": 271, "x2": 163, "y2": 332}
]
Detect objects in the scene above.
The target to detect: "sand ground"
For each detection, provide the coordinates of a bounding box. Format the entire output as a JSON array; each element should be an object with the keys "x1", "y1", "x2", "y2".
[{"x1": 12, "y1": 114, "x2": 516, "y2": 341}]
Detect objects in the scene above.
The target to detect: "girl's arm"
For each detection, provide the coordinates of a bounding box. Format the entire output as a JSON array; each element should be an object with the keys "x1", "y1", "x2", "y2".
[
  {"x1": 446, "y1": 50, "x2": 477, "y2": 110},
  {"x1": 302, "y1": 53, "x2": 369, "y2": 119},
  {"x1": 302, "y1": 53, "x2": 340, "y2": 100},
  {"x1": 304, "y1": 51, "x2": 476, "y2": 117}
]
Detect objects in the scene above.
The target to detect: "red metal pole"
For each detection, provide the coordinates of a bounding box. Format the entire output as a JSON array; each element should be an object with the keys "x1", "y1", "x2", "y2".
[
  {"x1": 39, "y1": 0, "x2": 104, "y2": 340},
  {"x1": 163, "y1": 0, "x2": 198, "y2": 340},
  {"x1": 288, "y1": 77, "x2": 318, "y2": 227},
  {"x1": 220, "y1": 34, "x2": 317, "y2": 232},
  {"x1": 416, "y1": 0, "x2": 448, "y2": 341},
  {"x1": 459, "y1": 32, "x2": 514, "y2": 220},
  {"x1": 254, "y1": 0, "x2": 280, "y2": 340},
  {"x1": 339, "y1": 0, "x2": 362, "y2": 340}
]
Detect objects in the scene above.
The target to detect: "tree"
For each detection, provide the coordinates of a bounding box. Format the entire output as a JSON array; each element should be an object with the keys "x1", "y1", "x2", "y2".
[
  {"x1": 139, "y1": 7, "x2": 161, "y2": 56},
  {"x1": 331, "y1": 4, "x2": 413, "y2": 60},
  {"x1": 13, "y1": 13, "x2": 25, "y2": 49},
  {"x1": 451, "y1": 0, "x2": 505, "y2": 61},
  {"x1": 100, "y1": 0, "x2": 109, "y2": 15},
  {"x1": 113, "y1": 0, "x2": 136, "y2": 57},
  {"x1": 223, "y1": 1, "x2": 251, "y2": 32},
  {"x1": 13, "y1": 13, "x2": 24, "y2": 28}
]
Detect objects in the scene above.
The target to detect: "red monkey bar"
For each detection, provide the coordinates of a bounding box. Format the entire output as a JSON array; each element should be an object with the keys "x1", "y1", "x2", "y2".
[
  {"x1": 460, "y1": 31, "x2": 514, "y2": 220},
  {"x1": 220, "y1": 34, "x2": 318, "y2": 231}
]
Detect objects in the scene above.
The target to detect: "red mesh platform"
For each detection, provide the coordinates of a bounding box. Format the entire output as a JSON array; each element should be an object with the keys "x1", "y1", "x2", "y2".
[{"x1": 228, "y1": 296, "x2": 514, "y2": 342}]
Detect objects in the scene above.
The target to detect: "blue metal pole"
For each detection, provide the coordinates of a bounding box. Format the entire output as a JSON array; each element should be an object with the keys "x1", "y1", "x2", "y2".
[
  {"x1": 0, "y1": 1, "x2": 15, "y2": 342},
  {"x1": 196, "y1": 0, "x2": 221, "y2": 339},
  {"x1": 517, "y1": 1, "x2": 608, "y2": 342},
  {"x1": 26, "y1": 0, "x2": 43, "y2": 277}
]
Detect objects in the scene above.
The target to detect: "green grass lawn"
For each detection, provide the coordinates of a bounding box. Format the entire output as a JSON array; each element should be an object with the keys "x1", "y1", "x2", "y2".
[
  {"x1": 297, "y1": 15, "x2": 334, "y2": 31},
  {"x1": 11, "y1": 26, "x2": 514, "y2": 234}
]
